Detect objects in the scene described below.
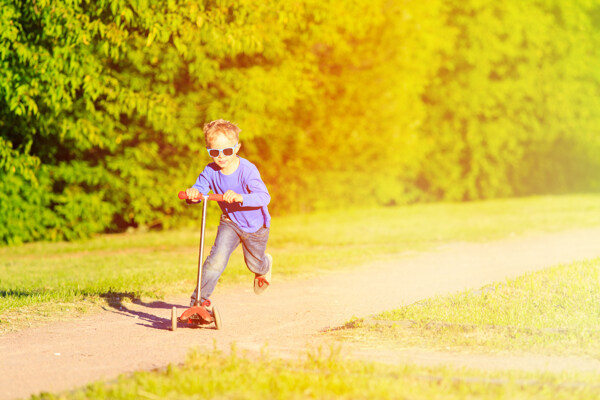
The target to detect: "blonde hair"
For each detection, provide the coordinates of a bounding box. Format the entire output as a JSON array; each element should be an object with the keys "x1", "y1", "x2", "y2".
[{"x1": 203, "y1": 119, "x2": 241, "y2": 145}]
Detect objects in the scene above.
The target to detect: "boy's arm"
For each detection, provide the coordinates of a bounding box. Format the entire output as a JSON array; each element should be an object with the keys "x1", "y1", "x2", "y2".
[
  {"x1": 190, "y1": 168, "x2": 212, "y2": 197},
  {"x1": 240, "y1": 172, "x2": 270, "y2": 208}
]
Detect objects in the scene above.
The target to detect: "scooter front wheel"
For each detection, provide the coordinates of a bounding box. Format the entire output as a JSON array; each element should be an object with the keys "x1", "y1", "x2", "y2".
[{"x1": 171, "y1": 306, "x2": 177, "y2": 331}]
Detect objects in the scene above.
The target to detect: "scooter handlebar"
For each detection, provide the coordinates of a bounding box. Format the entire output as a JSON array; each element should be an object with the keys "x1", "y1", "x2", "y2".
[{"x1": 178, "y1": 191, "x2": 224, "y2": 202}]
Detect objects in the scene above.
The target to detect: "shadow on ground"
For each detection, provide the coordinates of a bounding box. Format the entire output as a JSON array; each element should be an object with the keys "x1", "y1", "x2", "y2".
[{"x1": 100, "y1": 291, "x2": 185, "y2": 330}]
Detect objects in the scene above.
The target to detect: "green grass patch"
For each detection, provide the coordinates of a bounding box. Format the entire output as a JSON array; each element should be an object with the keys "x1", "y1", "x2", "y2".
[
  {"x1": 33, "y1": 345, "x2": 600, "y2": 400},
  {"x1": 335, "y1": 258, "x2": 600, "y2": 358},
  {"x1": 2, "y1": 194, "x2": 600, "y2": 332}
]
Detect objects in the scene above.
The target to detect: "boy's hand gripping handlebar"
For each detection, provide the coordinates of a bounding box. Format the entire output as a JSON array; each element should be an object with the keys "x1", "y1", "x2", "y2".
[{"x1": 178, "y1": 191, "x2": 224, "y2": 202}]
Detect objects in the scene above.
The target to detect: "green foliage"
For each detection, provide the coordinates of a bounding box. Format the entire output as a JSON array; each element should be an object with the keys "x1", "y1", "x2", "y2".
[
  {"x1": 417, "y1": 0, "x2": 600, "y2": 201},
  {"x1": 1, "y1": 0, "x2": 599, "y2": 243},
  {"x1": 271, "y1": 0, "x2": 452, "y2": 209}
]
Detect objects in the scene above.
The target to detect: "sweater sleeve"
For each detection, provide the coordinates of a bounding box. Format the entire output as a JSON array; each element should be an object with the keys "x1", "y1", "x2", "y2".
[
  {"x1": 241, "y1": 167, "x2": 270, "y2": 208},
  {"x1": 191, "y1": 166, "x2": 212, "y2": 195}
]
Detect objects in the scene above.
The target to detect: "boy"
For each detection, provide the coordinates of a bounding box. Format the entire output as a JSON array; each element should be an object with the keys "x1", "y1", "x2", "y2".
[{"x1": 185, "y1": 119, "x2": 272, "y2": 308}]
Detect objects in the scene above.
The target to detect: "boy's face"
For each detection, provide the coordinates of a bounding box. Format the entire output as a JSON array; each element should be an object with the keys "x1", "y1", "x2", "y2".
[{"x1": 206, "y1": 133, "x2": 240, "y2": 170}]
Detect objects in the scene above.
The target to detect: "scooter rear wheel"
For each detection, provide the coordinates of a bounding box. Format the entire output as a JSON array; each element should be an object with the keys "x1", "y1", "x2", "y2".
[{"x1": 212, "y1": 306, "x2": 222, "y2": 330}]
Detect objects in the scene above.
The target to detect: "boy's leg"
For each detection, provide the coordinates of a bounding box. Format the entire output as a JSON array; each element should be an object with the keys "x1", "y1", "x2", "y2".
[
  {"x1": 239, "y1": 226, "x2": 271, "y2": 294},
  {"x1": 190, "y1": 217, "x2": 240, "y2": 306}
]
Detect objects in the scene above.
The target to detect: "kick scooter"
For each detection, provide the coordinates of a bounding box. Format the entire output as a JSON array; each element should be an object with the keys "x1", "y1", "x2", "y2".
[{"x1": 171, "y1": 191, "x2": 223, "y2": 331}]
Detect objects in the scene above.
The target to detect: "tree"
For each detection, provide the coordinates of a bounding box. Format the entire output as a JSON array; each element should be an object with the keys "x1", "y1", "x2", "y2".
[{"x1": 417, "y1": 0, "x2": 600, "y2": 201}]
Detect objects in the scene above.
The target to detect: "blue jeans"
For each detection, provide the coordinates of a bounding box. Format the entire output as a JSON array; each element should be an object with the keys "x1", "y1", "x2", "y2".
[{"x1": 191, "y1": 215, "x2": 270, "y2": 304}]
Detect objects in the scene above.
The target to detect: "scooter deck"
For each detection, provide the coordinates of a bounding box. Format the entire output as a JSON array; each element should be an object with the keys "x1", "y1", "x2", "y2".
[
  {"x1": 172, "y1": 304, "x2": 221, "y2": 330},
  {"x1": 178, "y1": 305, "x2": 214, "y2": 324}
]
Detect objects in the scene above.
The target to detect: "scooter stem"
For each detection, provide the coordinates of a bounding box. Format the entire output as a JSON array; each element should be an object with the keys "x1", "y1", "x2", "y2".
[{"x1": 196, "y1": 197, "x2": 208, "y2": 304}]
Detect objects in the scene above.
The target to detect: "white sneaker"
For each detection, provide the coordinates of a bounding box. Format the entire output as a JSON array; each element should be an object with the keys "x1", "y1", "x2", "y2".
[{"x1": 254, "y1": 253, "x2": 272, "y2": 295}]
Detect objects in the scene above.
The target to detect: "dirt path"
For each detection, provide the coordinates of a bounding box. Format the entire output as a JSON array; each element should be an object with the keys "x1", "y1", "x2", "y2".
[{"x1": 2, "y1": 227, "x2": 600, "y2": 399}]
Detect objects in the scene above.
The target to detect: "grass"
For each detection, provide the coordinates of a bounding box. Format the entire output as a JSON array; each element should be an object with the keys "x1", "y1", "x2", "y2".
[
  {"x1": 8, "y1": 193, "x2": 600, "y2": 399},
  {"x1": 2, "y1": 194, "x2": 600, "y2": 332},
  {"x1": 32, "y1": 345, "x2": 600, "y2": 400},
  {"x1": 333, "y1": 257, "x2": 600, "y2": 358}
]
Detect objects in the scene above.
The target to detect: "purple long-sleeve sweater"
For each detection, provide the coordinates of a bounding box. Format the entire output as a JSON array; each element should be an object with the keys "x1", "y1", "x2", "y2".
[{"x1": 192, "y1": 157, "x2": 271, "y2": 233}]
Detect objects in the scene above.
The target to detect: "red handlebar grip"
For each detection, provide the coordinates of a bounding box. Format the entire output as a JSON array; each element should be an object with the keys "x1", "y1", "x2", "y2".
[
  {"x1": 207, "y1": 194, "x2": 224, "y2": 202},
  {"x1": 178, "y1": 191, "x2": 224, "y2": 202}
]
